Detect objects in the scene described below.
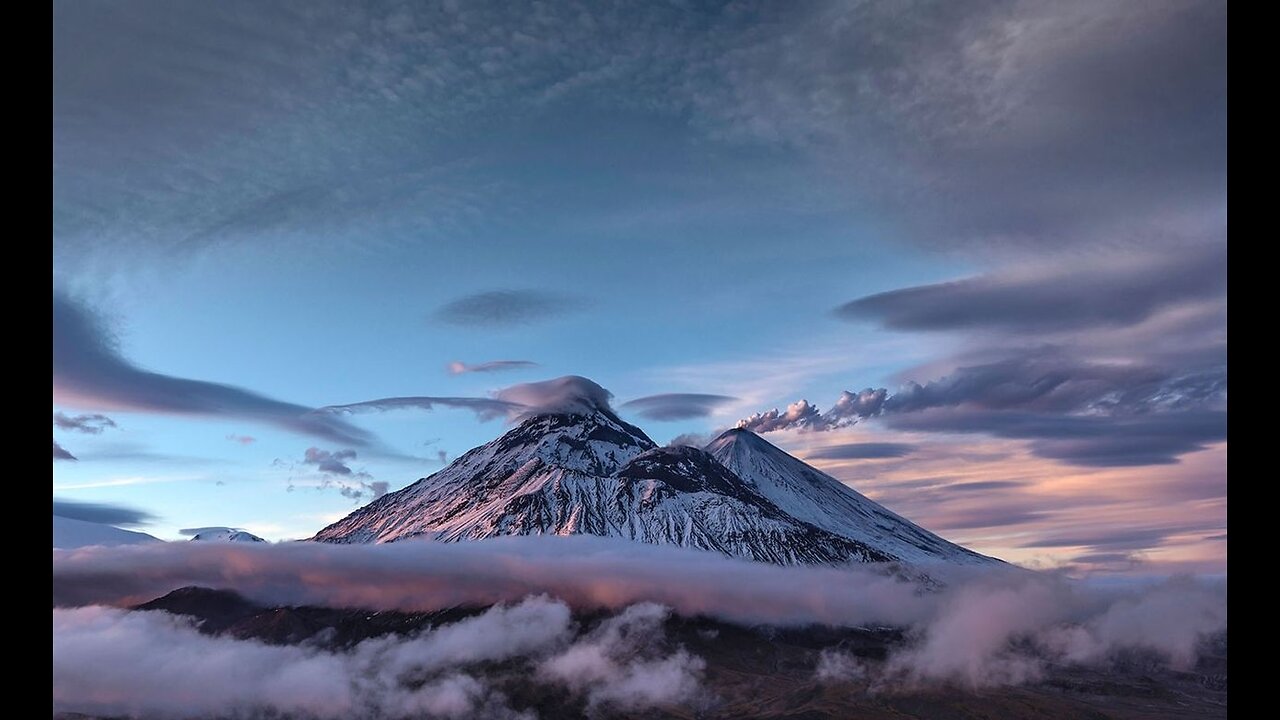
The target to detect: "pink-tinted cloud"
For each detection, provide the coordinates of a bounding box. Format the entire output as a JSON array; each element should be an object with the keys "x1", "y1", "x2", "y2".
[{"x1": 780, "y1": 428, "x2": 1226, "y2": 575}]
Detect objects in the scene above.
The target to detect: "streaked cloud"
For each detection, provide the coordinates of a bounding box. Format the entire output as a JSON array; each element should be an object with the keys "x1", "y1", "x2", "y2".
[
  {"x1": 52, "y1": 499, "x2": 156, "y2": 526},
  {"x1": 804, "y1": 442, "x2": 916, "y2": 460},
  {"x1": 836, "y1": 244, "x2": 1225, "y2": 333},
  {"x1": 620, "y1": 393, "x2": 737, "y2": 421},
  {"x1": 447, "y1": 360, "x2": 540, "y2": 375},
  {"x1": 53, "y1": 294, "x2": 371, "y2": 446},
  {"x1": 433, "y1": 290, "x2": 577, "y2": 328},
  {"x1": 317, "y1": 396, "x2": 516, "y2": 421}
]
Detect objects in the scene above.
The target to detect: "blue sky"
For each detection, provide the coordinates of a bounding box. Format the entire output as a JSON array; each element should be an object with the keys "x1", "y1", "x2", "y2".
[{"x1": 53, "y1": 0, "x2": 1226, "y2": 574}]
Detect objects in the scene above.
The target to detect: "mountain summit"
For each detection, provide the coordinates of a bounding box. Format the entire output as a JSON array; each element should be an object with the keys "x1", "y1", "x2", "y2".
[{"x1": 314, "y1": 406, "x2": 1000, "y2": 566}]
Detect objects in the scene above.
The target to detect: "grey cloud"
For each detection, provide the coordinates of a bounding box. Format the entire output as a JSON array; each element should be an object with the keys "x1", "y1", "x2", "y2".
[
  {"x1": 805, "y1": 442, "x2": 915, "y2": 460},
  {"x1": 736, "y1": 388, "x2": 888, "y2": 434},
  {"x1": 301, "y1": 448, "x2": 388, "y2": 502},
  {"x1": 739, "y1": 349, "x2": 1225, "y2": 467},
  {"x1": 620, "y1": 393, "x2": 737, "y2": 421},
  {"x1": 53, "y1": 294, "x2": 371, "y2": 446},
  {"x1": 317, "y1": 396, "x2": 517, "y2": 422},
  {"x1": 339, "y1": 480, "x2": 389, "y2": 502},
  {"x1": 434, "y1": 290, "x2": 577, "y2": 328},
  {"x1": 736, "y1": 400, "x2": 826, "y2": 433},
  {"x1": 828, "y1": 389, "x2": 888, "y2": 421},
  {"x1": 881, "y1": 354, "x2": 1223, "y2": 416},
  {"x1": 53, "y1": 0, "x2": 1223, "y2": 268},
  {"x1": 1020, "y1": 525, "x2": 1207, "y2": 552},
  {"x1": 837, "y1": 244, "x2": 1226, "y2": 333},
  {"x1": 314, "y1": 392, "x2": 514, "y2": 420},
  {"x1": 53, "y1": 499, "x2": 157, "y2": 527},
  {"x1": 943, "y1": 481, "x2": 1024, "y2": 493},
  {"x1": 887, "y1": 408, "x2": 1226, "y2": 467},
  {"x1": 303, "y1": 447, "x2": 359, "y2": 476},
  {"x1": 927, "y1": 507, "x2": 1050, "y2": 531},
  {"x1": 1070, "y1": 552, "x2": 1142, "y2": 566},
  {"x1": 666, "y1": 432, "x2": 715, "y2": 449},
  {"x1": 698, "y1": 0, "x2": 1225, "y2": 249},
  {"x1": 54, "y1": 440, "x2": 78, "y2": 461},
  {"x1": 315, "y1": 376, "x2": 625, "y2": 427},
  {"x1": 54, "y1": 412, "x2": 117, "y2": 434},
  {"x1": 447, "y1": 360, "x2": 540, "y2": 375}
]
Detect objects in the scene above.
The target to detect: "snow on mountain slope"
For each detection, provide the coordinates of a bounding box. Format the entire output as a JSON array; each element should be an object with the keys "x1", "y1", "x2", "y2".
[
  {"x1": 314, "y1": 401, "x2": 1001, "y2": 567},
  {"x1": 53, "y1": 515, "x2": 162, "y2": 549},
  {"x1": 704, "y1": 429, "x2": 999, "y2": 565},
  {"x1": 188, "y1": 527, "x2": 267, "y2": 543},
  {"x1": 312, "y1": 407, "x2": 657, "y2": 545}
]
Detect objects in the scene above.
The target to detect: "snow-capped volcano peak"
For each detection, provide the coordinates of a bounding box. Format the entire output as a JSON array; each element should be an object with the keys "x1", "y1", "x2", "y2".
[
  {"x1": 704, "y1": 428, "x2": 998, "y2": 565},
  {"x1": 188, "y1": 527, "x2": 267, "y2": 543},
  {"x1": 313, "y1": 401, "x2": 1000, "y2": 567},
  {"x1": 312, "y1": 408, "x2": 656, "y2": 545},
  {"x1": 490, "y1": 407, "x2": 657, "y2": 476}
]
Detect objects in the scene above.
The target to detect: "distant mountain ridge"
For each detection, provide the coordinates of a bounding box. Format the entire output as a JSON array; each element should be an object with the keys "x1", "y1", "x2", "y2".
[{"x1": 314, "y1": 404, "x2": 999, "y2": 567}]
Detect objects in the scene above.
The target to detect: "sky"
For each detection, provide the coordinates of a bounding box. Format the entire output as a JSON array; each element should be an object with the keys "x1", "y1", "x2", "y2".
[{"x1": 52, "y1": 0, "x2": 1226, "y2": 575}]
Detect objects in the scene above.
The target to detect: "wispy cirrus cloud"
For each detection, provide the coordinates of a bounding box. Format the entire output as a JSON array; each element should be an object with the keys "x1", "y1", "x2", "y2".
[{"x1": 53, "y1": 294, "x2": 371, "y2": 446}]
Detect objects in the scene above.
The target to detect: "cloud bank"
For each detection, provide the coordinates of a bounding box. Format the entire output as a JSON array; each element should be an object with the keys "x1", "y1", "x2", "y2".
[
  {"x1": 55, "y1": 595, "x2": 702, "y2": 719},
  {"x1": 53, "y1": 294, "x2": 370, "y2": 446},
  {"x1": 52, "y1": 537, "x2": 1225, "y2": 715}
]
